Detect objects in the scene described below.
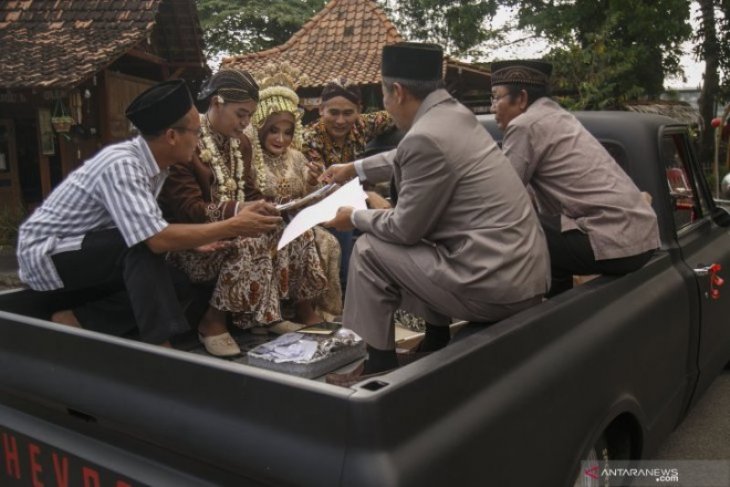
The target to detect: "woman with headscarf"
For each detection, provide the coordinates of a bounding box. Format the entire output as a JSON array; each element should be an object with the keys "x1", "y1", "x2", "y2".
[{"x1": 159, "y1": 68, "x2": 332, "y2": 358}]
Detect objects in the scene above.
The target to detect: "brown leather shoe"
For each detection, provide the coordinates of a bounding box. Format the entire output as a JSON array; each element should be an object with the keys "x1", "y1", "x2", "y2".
[{"x1": 326, "y1": 362, "x2": 392, "y2": 387}]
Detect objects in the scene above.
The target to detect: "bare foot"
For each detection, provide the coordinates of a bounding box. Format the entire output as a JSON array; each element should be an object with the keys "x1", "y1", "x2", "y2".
[
  {"x1": 51, "y1": 310, "x2": 82, "y2": 328},
  {"x1": 197, "y1": 306, "x2": 229, "y2": 337},
  {"x1": 295, "y1": 301, "x2": 324, "y2": 325}
]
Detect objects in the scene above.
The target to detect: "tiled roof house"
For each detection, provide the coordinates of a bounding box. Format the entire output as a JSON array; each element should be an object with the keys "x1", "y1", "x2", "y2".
[
  {"x1": 221, "y1": 0, "x2": 491, "y2": 113},
  {"x1": 0, "y1": 0, "x2": 205, "y2": 90},
  {"x1": 222, "y1": 0, "x2": 402, "y2": 88},
  {"x1": 0, "y1": 0, "x2": 209, "y2": 207}
]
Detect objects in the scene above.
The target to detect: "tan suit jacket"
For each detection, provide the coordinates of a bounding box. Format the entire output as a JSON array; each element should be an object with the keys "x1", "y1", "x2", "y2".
[{"x1": 354, "y1": 89, "x2": 549, "y2": 304}]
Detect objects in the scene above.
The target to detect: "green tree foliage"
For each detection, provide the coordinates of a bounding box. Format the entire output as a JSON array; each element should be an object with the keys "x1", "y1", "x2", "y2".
[
  {"x1": 378, "y1": 0, "x2": 501, "y2": 57},
  {"x1": 195, "y1": 0, "x2": 326, "y2": 57},
  {"x1": 695, "y1": 0, "x2": 730, "y2": 166},
  {"x1": 547, "y1": 27, "x2": 644, "y2": 110},
  {"x1": 196, "y1": 0, "x2": 504, "y2": 60},
  {"x1": 505, "y1": 0, "x2": 692, "y2": 108}
]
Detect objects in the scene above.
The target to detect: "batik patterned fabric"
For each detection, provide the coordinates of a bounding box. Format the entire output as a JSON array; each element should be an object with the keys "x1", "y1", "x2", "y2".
[
  {"x1": 302, "y1": 111, "x2": 394, "y2": 168},
  {"x1": 166, "y1": 132, "x2": 339, "y2": 329},
  {"x1": 168, "y1": 227, "x2": 327, "y2": 327},
  {"x1": 252, "y1": 141, "x2": 343, "y2": 320}
]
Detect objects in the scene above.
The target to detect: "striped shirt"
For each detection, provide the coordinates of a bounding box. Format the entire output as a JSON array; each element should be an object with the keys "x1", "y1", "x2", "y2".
[{"x1": 17, "y1": 136, "x2": 169, "y2": 290}]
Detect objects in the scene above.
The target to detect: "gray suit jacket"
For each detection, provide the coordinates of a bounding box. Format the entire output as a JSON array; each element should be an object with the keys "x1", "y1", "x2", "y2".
[{"x1": 354, "y1": 89, "x2": 549, "y2": 303}]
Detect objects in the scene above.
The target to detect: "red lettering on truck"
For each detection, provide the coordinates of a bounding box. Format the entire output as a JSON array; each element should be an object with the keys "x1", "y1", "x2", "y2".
[
  {"x1": 28, "y1": 442, "x2": 43, "y2": 487},
  {"x1": 52, "y1": 451, "x2": 69, "y2": 487},
  {"x1": 2, "y1": 432, "x2": 21, "y2": 479}
]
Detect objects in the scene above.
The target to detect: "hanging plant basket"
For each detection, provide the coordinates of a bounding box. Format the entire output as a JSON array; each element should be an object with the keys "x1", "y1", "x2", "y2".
[
  {"x1": 51, "y1": 94, "x2": 75, "y2": 133},
  {"x1": 51, "y1": 115, "x2": 74, "y2": 133}
]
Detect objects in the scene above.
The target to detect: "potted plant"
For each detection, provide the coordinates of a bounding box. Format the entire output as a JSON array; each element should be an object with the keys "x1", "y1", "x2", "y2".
[
  {"x1": 51, "y1": 115, "x2": 74, "y2": 133},
  {"x1": 51, "y1": 97, "x2": 74, "y2": 133}
]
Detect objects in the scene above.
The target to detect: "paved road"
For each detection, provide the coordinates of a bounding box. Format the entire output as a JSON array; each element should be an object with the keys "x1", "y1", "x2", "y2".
[{"x1": 655, "y1": 370, "x2": 730, "y2": 460}]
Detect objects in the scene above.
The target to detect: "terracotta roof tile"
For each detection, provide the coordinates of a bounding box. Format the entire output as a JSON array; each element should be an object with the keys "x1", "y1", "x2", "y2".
[
  {"x1": 222, "y1": 0, "x2": 404, "y2": 88},
  {"x1": 0, "y1": 0, "x2": 207, "y2": 90},
  {"x1": 221, "y1": 0, "x2": 489, "y2": 90},
  {"x1": 0, "y1": 0, "x2": 160, "y2": 89}
]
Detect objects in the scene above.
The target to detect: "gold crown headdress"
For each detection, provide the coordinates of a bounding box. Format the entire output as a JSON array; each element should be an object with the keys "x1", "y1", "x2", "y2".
[
  {"x1": 251, "y1": 62, "x2": 309, "y2": 136},
  {"x1": 249, "y1": 62, "x2": 309, "y2": 194}
]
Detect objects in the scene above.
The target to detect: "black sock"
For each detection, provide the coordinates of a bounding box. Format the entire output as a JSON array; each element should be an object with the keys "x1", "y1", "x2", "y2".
[
  {"x1": 363, "y1": 345, "x2": 398, "y2": 374},
  {"x1": 419, "y1": 323, "x2": 450, "y2": 352}
]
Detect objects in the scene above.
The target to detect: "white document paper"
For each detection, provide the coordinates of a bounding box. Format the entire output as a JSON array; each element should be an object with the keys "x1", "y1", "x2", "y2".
[{"x1": 277, "y1": 178, "x2": 368, "y2": 250}]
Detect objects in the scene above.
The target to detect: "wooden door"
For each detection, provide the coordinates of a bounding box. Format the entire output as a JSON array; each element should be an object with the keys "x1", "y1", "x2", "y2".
[{"x1": 0, "y1": 119, "x2": 21, "y2": 208}]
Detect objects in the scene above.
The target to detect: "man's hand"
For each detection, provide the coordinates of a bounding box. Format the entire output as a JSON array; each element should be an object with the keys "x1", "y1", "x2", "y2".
[
  {"x1": 366, "y1": 191, "x2": 392, "y2": 209},
  {"x1": 305, "y1": 160, "x2": 324, "y2": 184},
  {"x1": 320, "y1": 163, "x2": 356, "y2": 184},
  {"x1": 323, "y1": 206, "x2": 355, "y2": 231},
  {"x1": 194, "y1": 240, "x2": 233, "y2": 253},
  {"x1": 238, "y1": 200, "x2": 280, "y2": 216},
  {"x1": 230, "y1": 200, "x2": 282, "y2": 237}
]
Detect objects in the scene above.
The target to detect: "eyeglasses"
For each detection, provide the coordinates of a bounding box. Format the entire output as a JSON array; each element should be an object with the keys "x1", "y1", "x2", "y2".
[
  {"x1": 490, "y1": 93, "x2": 510, "y2": 105},
  {"x1": 171, "y1": 126, "x2": 203, "y2": 138}
]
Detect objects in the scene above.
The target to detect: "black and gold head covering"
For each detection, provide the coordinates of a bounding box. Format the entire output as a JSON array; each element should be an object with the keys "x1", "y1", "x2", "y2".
[
  {"x1": 198, "y1": 68, "x2": 259, "y2": 103},
  {"x1": 321, "y1": 77, "x2": 362, "y2": 105},
  {"x1": 490, "y1": 60, "x2": 552, "y2": 87}
]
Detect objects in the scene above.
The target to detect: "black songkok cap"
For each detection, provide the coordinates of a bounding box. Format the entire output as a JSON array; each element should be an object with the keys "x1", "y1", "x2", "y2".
[
  {"x1": 490, "y1": 60, "x2": 552, "y2": 87},
  {"x1": 321, "y1": 78, "x2": 362, "y2": 105},
  {"x1": 125, "y1": 80, "x2": 193, "y2": 135},
  {"x1": 381, "y1": 42, "x2": 443, "y2": 81}
]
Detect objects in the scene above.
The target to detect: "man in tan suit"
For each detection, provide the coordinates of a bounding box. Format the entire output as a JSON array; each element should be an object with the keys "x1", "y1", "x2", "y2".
[{"x1": 322, "y1": 43, "x2": 549, "y2": 386}]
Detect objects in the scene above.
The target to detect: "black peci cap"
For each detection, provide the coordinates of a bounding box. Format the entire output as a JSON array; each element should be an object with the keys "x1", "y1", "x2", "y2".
[
  {"x1": 381, "y1": 42, "x2": 443, "y2": 81},
  {"x1": 125, "y1": 79, "x2": 194, "y2": 135}
]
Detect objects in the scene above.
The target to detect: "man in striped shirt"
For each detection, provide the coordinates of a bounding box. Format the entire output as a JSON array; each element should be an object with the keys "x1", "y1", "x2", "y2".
[{"x1": 17, "y1": 80, "x2": 281, "y2": 351}]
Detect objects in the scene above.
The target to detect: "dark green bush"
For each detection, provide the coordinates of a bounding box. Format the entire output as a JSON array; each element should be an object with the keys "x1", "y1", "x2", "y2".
[{"x1": 0, "y1": 204, "x2": 25, "y2": 250}]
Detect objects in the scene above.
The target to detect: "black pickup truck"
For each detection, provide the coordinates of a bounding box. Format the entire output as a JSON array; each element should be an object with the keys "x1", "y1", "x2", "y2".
[{"x1": 0, "y1": 112, "x2": 729, "y2": 487}]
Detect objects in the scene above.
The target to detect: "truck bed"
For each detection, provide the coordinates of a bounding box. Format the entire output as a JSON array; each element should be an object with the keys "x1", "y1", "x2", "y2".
[{"x1": 0, "y1": 253, "x2": 695, "y2": 486}]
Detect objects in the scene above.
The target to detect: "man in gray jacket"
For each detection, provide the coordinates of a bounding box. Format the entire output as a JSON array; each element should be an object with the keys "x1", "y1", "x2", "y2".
[
  {"x1": 322, "y1": 43, "x2": 549, "y2": 385},
  {"x1": 490, "y1": 60, "x2": 659, "y2": 296}
]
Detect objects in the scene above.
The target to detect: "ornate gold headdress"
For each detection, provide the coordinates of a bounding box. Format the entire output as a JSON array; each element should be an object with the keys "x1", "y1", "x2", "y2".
[
  {"x1": 251, "y1": 62, "x2": 308, "y2": 135},
  {"x1": 249, "y1": 62, "x2": 309, "y2": 193}
]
